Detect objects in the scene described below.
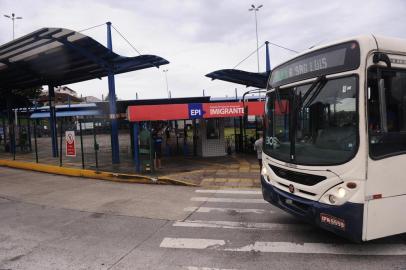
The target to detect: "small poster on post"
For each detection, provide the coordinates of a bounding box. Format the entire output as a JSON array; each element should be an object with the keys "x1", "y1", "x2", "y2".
[{"x1": 65, "y1": 131, "x2": 76, "y2": 157}]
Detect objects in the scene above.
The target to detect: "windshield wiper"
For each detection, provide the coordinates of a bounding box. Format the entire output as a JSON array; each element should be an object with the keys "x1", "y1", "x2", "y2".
[
  {"x1": 274, "y1": 86, "x2": 288, "y2": 114},
  {"x1": 302, "y1": 75, "x2": 327, "y2": 109},
  {"x1": 290, "y1": 75, "x2": 326, "y2": 163},
  {"x1": 292, "y1": 75, "x2": 326, "y2": 120}
]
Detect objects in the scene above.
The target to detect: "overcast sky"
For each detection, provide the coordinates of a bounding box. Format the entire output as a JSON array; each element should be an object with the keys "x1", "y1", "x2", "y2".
[{"x1": 1, "y1": 0, "x2": 406, "y2": 100}]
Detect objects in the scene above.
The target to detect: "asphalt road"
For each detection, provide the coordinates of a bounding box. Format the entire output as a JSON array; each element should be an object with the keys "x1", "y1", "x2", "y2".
[{"x1": 0, "y1": 167, "x2": 406, "y2": 270}]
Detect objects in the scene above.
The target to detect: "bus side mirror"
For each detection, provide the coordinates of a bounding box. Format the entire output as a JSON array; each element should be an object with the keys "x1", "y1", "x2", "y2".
[{"x1": 373, "y1": 53, "x2": 391, "y2": 68}]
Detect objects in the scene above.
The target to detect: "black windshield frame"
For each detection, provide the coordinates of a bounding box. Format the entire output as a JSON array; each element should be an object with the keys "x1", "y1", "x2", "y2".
[{"x1": 264, "y1": 75, "x2": 360, "y2": 166}]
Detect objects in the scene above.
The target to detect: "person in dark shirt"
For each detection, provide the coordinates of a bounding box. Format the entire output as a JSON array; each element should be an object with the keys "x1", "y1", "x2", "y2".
[{"x1": 153, "y1": 131, "x2": 163, "y2": 169}]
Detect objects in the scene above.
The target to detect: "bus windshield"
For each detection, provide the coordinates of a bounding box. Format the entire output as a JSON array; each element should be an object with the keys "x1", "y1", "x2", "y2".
[{"x1": 264, "y1": 76, "x2": 358, "y2": 165}]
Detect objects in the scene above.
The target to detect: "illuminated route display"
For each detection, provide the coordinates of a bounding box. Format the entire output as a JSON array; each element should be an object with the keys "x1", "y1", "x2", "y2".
[{"x1": 270, "y1": 41, "x2": 360, "y2": 87}]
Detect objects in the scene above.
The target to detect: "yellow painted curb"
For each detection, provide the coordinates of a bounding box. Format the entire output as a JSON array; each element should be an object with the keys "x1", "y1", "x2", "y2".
[{"x1": 0, "y1": 160, "x2": 197, "y2": 187}]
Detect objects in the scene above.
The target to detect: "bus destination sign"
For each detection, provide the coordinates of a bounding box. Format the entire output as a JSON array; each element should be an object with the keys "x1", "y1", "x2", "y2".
[{"x1": 270, "y1": 41, "x2": 360, "y2": 87}]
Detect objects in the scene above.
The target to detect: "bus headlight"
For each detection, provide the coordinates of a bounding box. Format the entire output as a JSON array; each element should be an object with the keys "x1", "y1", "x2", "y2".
[
  {"x1": 321, "y1": 186, "x2": 349, "y2": 206},
  {"x1": 328, "y1": 195, "x2": 336, "y2": 204},
  {"x1": 261, "y1": 165, "x2": 267, "y2": 175},
  {"x1": 337, "y1": 187, "x2": 347, "y2": 198}
]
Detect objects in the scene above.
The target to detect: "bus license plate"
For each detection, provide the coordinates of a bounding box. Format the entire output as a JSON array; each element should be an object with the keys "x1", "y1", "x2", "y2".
[{"x1": 320, "y1": 213, "x2": 346, "y2": 230}]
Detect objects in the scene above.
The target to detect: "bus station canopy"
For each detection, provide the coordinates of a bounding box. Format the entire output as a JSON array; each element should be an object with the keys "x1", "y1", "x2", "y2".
[
  {"x1": 205, "y1": 69, "x2": 269, "y2": 89},
  {"x1": 0, "y1": 27, "x2": 169, "y2": 90}
]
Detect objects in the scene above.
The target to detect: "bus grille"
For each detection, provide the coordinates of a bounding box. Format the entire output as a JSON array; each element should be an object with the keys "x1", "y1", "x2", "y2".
[{"x1": 269, "y1": 164, "x2": 326, "y2": 186}]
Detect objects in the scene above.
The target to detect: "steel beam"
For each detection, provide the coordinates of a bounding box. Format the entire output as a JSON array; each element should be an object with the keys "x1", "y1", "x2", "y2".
[
  {"x1": 133, "y1": 123, "x2": 140, "y2": 172},
  {"x1": 265, "y1": 41, "x2": 271, "y2": 72},
  {"x1": 106, "y1": 22, "x2": 120, "y2": 164},
  {"x1": 48, "y1": 84, "x2": 58, "y2": 157}
]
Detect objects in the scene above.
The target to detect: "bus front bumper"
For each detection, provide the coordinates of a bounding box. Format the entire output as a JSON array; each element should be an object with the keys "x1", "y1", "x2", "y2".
[{"x1": 261, "y1": 176, "x2": 363, "y2": 242}]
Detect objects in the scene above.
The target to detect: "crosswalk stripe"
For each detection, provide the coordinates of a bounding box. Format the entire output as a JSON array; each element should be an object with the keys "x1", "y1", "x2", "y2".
[
  {"x1": 227, "y1": 242, "x2": 406, "y2": 256},
  {"x1": 195, "y1": 190, "x2": 261, "y2": 195},
  {"x1": 185, "y1": 267, "x2": 238, "y2": 270},
  {"x1": 184, "y1": 206, "x2": 274, "y2": 214},
  {"x1": 160, "y1": 237, "x2": 225, "y2": 249},
  {"x1": 191, "y1": 197, "x2": 267, "y2": 204},
  {"x1": 160, "y1": 237, "x2": 406, "y2": 256},
  {"x1": 173, "y1": 220, "x2": 309, "y2": 231}
]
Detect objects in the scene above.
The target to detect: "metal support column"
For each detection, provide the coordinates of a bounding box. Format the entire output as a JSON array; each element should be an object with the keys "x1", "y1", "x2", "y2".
[
  {"x1": 234, "y1": 88, "x2": 238, "y2": 153},
  {"x1": 175, "y1": 120, "x2": 179, "y2": 154},
  {"x1": 192, "y1": 119, "x2": 197, "y2": 156},
  {"x1": 48, "y1": 84, "x2": 58, "y2": 157},
  {"x1": 79, "y1": 120, "x2": 85, "y2": 169},
  {"x1": 106, "y1": 21, "x2": 120, "y2": 164},
  {"x1": 6, "y1": 97, "x2": 15, "y2": 157},
  {"x1": 133, "y1": 122, "x2": 140, "y2": 173},
  {"x1": 93, "y1": 120, "x2": 99, "y2": 169},
  {"x1": 239, "y1": 116, "x2": 243, "y2": 152},
  {"x1": 149, "y1": 122, "x2": 154, "y2": 173},
  {"x1": 18, "y1": 109, "x2": 22, "y2": 152},
  {"x1": 265, "y1": 41, "x2": 271, "y2": 72},
  {"x1": 26, "y1": 110, "x2": 32, "y2": 151},
  {"x1": 59, "y1": 119, "x2": 63, "y2": 166},
  {"x1": 2, "y1": 116, "x2": 6, "y2": 149},
  {"x1": 11, "y1": 122, "x2": 15, "y2": 160},
  {"x1": 33, "y1": 119, "x2": 38, "y2": 163}
]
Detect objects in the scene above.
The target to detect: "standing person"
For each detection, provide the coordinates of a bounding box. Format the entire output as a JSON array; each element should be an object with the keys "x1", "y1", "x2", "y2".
[
  {"x1": 153, "y1": 130, "x2": 163, "y2": 169},
  {"x1": 254, "y1": 132, "x2": 263, "y2": 171}
]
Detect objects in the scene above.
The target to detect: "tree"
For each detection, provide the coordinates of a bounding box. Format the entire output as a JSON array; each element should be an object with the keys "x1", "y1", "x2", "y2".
[{"x1": 0, "y1": 87, "x2": 43, "y2": 111}]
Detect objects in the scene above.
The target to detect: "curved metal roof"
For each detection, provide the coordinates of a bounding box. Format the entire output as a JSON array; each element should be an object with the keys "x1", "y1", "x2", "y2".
[
  {"x1": 0, "y1": 27, "x2": 169, "y2": 90},
  {"x1": 205, "y1": 69, "x2": 269, "y2": 89}
]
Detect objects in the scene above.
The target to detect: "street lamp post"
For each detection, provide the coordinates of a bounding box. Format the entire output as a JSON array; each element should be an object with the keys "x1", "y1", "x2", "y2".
[
  {"x1": 4, "y1": 13, "x2": 23, "y2": 40},
  {"x1": 248, "y1": 4, "x2": 263, "y2": 72},
  {"x1": 163, "y1": 69, "x2": 170, "y2": 98}
]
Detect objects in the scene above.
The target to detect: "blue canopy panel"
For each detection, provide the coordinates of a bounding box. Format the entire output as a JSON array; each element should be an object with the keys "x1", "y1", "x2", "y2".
[
  {"x1": 30, "y1": 109, "x2": 102, "y2": 119},
  {"x1": 206, "y1": 69, "x2": 269, "y2": 89},
  {"x1": 0, "y1": 27, "x2": 169, "y2": 90},
  {"x1": 34, "y1": 103, "x2": 98, "y2": 111}
]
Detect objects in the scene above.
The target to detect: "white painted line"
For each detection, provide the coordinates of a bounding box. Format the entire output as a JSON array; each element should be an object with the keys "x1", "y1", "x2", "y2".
[
  {"x1": 185, "y1": 267, "x2": 238, "y2": 270},
  {"x1": 227, "y1": 242, "x2": 406, "y2": 256},
  {"x1": 160, "y1": 237, "x2": 225, "y2": 249},
  {"x1": 191, "y1": 197, "x2": 267, "y2": 204},
  {"x1": 184, "y1": 206, "x2": 273, "y2": 214},
  {"x1": 173, "y1": 220, "x2": 309, "y2": 231},
  {"x1": 160, "y1": 238, "x2": 406, "y2": 256},
  {"x1": 195, "y1": 190, "x2": 261, "y2": 195}
]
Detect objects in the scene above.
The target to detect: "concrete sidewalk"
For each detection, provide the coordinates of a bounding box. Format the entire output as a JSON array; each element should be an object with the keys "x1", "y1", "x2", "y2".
[
  {"x1": 0, "y1": 151, "x2": 261, "y2": 188},
  {"x1": 157, "y1": 155, "x2": 261, "y2": 188}
]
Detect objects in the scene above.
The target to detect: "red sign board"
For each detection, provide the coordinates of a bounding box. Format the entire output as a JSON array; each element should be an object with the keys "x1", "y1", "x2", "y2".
[
  {"x1": 202, "y1": 103, "x2": 244, "y2": 118},
  {"x1": 246, "y1": 101, "x2": 265, "y2": 116},
  {"x1": 127, "y1": 101, "x2": 265, "y2": 122},
  {"x1": 127, "y1": 104, "x2": 188, "y2": 121},
  {"x1": 65, "y1": 131, "x2": 76, "y2": 157}
]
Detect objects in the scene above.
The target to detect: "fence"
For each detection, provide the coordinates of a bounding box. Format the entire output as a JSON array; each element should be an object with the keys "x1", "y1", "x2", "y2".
[{"x1": 0, "y1": 114, "x2": 259, "y2": 174}]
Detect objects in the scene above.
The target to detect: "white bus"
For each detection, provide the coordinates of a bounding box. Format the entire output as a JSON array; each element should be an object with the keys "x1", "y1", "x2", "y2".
[{"x1": 261, "y1": 35, "x2": 406, "y2": 242}]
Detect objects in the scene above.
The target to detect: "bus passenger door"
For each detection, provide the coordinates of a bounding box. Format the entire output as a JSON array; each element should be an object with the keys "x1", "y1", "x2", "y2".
[{"x1": 365, "y1": 66, "x2": 406, "y2": 240}]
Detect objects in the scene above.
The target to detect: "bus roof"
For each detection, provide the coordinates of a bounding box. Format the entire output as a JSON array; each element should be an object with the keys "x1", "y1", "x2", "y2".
[{"x1": 272, "y1": 34, "x2": 406, "y2": 72}]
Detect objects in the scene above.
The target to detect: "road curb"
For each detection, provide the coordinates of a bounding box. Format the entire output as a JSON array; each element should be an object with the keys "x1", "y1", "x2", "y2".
[{"x1": 0, "y1": 160, "x2": 197, "y2": 187}]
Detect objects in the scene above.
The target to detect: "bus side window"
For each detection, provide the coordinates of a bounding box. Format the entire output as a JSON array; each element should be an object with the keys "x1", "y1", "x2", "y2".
[
  {"x1": 368, "y1": 68, "x2": 406, "y2": 158},
  {"x1": 367, "y1": 75, "x2": 380, "y2": 132}
]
